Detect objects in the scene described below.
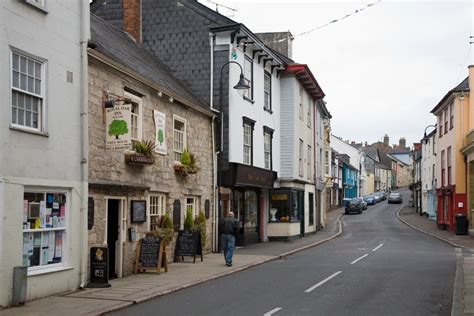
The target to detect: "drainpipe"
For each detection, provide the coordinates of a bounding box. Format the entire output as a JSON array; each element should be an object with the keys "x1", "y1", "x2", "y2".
[
  {"x1": 79, "y1": 0, "x2": 90, "y2": 289},
  {"x1": 209, "y1": 33, "x2": 219, "y2": 252}
]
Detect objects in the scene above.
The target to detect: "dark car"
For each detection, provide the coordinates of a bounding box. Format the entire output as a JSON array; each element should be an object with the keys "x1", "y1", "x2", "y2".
[
  {"x1": 345, "y1": 198, "x2": 363, "y2": 214},
  {"x1": 356, "y1": 197, "x2": 368, "y2": 210},
  {"x1": 363, "y1": 195, "x2": 376, "y2": 205},
  {"x1": 388, "y1": 193, "x2": 403, "y2": 204}
]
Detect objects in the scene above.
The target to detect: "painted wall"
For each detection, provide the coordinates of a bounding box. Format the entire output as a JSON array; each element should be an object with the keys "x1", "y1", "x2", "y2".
[
  {"x1": 0, "y1": 1, "x2": 86, "y2": 306},
  {"x1": 226, "y1": 39, "x2": 281, "y2": 174}
]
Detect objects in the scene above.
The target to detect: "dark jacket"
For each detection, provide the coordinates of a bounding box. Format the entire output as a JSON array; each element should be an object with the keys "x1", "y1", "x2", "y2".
[{"x1": 220, "y1": 217, "x2": 239, "y2": 236}]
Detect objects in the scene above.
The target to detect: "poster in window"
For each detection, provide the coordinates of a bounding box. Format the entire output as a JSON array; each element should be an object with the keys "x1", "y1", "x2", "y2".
[
  {"x1": 106, "y1": 103, "x2": 132, "y2": 151},
  {"x1": 54, "y1": 231, "x2": 62, "y2": 260},
  {"x1": 153, "y1": 110, "x2": 167, "y2": 155}
]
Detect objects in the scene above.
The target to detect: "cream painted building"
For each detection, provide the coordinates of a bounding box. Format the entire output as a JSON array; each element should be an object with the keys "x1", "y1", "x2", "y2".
[{"x1": 0, "y1": 1, "x2": 89, "y2": 306}]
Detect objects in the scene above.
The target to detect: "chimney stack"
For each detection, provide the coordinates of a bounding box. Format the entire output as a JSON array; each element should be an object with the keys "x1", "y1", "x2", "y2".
[
  {"x1": 383, "y1": 134, "x2": 389, "y2": 148},
  {"x1": 256, "y1": 31, "x2": 294, "y2": 59},
  {"x1": 123, "y1": 0, "x2": 141, "y2": 42},
  {"x1": 399, "y1": 137, "x2": 406, "y2": 149}
]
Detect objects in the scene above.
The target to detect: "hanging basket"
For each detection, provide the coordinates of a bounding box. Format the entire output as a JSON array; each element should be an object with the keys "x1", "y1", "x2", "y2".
[{"x1": 125, "y1": 153, "x2": 154, "y2": 165}]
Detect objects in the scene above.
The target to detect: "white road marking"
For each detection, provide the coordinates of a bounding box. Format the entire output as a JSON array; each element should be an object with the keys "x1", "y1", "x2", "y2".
[
  {"x1": 350, "y1": 254, "x2": 369, "y2": 265},
  {"x1": 304, "y1": 271, "x2": 342, "y2": 293},
  {"x1": 264, "y1": 307, "x2": 282, "y2": 316},
  {"x1": 372, "y1": 243, "x2": 384, "y2": 252}
]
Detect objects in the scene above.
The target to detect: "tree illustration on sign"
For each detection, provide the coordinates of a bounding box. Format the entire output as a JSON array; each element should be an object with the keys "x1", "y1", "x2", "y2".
[
  {"x1": 157, "y1": 129, "x2": 164, "y2": 146},
  {"x1": 108, "y1": 120, "x2": 128, "y2": 139}
]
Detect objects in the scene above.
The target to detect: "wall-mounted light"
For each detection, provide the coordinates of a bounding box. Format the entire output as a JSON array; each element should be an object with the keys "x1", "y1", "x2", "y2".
[
  {"x1": 157, "y1": 91, "x2": 163, "y2": 97},
  {"x1": 169, "y1": 97, "x2": 174, "y2": 103}
]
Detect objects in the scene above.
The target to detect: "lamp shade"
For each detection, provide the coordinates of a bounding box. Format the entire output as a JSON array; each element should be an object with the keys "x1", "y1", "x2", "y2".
[{"x1": 233, "y1": 73, "x2": 250, "y2": 90}]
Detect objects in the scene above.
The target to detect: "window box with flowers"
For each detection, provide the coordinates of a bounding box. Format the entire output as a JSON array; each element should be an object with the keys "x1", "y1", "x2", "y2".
[
  {"x1": 125, "y1": 140, "x2": 155, "y2": 165},
  {"x1": 173, "y1": 149, "x2": 199, "y2": 175}
]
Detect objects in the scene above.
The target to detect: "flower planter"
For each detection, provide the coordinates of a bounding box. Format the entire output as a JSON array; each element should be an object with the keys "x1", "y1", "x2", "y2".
[
  {"x1": 173, "y1": 164, "x2": 198, "y2": 175},
  {"x1": 125, "y1": 153, "x2": 154, "y2": 165}
]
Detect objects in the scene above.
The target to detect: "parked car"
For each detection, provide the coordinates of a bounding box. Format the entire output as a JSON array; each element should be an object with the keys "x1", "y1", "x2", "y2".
[
  {"x1": 345, "y1": 198, "x2": 363, "y2": 214},
  {"x1": 356, "y1": 197, "x2": 367, "y2": 210},
  {"x1": 363, "y1": 195, "x2": 376, "y2": 205},
  {"x1": 379, "y1": 191, "x2": 387, "y2": 201},
  {"x1": 373, "y1": 193, "x2": 382, "y2": 203},
  {"x1": 388, "y1": 192, "x2": 403, "y2": 204}
]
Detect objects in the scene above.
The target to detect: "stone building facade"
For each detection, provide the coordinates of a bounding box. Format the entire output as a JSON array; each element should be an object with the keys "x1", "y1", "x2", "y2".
[{"x1": 87, "y1": 14, "x2": 214, "y2": 278}]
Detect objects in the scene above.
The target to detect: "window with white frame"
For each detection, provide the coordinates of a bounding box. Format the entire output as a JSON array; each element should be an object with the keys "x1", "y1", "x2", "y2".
[
  {"x1": 307, "y1": 145, "x2": 312, "y2": 179},
  {"x1": 185, "y1": 197, "x2": 197, "y2": 221},
  {"x1": 307, "y1": 98, "x2": 312, "y2": 128},
  {"x1": 243, "y1": 123, "x2": 252, "y2": 165},
  {"x1": 11, "y1": 51, "x2": 44, "y2": 131},
  {"x1": 22, "y1": 191, "x2": 67, "y2": 270},
  {"x1": 299, "y1": 139, "x2": 304, "y2": 177},
  {"x1": 125, "y1": 92, "x2": 142, "y2": 142},
  {"x1": 264, "y1": 71, "x2": 271, "y2": 111},
  {"x1": 325, "y1": 150, "x2": 330, "y2": 175},
  {"x1": 149, "y1": 194, "x2": 166, "y2": 231},
  {"x1": 244, "y1": 55, "x2": 253, "y2": 100},
  {"x1": 173, "y1": 115, "x2": 186, "y2": 162},
  {"x1": 299, "y1": 86, "x2": 304, "y2": 120},
  {"x1": 264, "y1": 128, "x2": 273, "y2": 170}
]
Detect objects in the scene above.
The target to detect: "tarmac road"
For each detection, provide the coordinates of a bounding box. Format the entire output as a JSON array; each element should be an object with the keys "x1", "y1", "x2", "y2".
[{"x1": 110, "y1": 190, "x2": 456, "y2": 316}]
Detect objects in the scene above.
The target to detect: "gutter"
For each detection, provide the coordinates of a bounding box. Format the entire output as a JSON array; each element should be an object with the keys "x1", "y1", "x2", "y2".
[{"x1": 79, "y1": 0, "x2": 90, "y2": 289}]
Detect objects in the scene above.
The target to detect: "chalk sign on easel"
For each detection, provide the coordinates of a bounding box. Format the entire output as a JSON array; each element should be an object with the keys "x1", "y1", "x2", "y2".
[
  {"x1": 134, "y1": 236, "x2": 167, "y2": 274},
  {"x1": 174, "y1": 230, "x2": 203, "y2": 263}
]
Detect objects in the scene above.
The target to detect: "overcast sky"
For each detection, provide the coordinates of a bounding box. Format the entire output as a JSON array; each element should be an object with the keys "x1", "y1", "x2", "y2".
[{"x1": 200, "y1": 0, "x2": 473, "y2": 147}]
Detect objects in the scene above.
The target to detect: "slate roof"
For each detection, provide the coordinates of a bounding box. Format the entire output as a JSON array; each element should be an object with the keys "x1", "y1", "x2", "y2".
[
  {"x1": 378, "y1": 149, "x2": 394, "y2": 170},
  {"x1": 361, "y1": 147, "x2": 379, "y2": 162},
  {"x1": 89, "y1": 14, "x2": 210, "y2": 114},
  {"x1": 431, "y1": 77, "x2": 469, "y2": 114}
]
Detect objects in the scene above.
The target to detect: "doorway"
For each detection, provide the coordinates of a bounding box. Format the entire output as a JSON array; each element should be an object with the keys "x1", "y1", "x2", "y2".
[{"x1": 105, "y1": 199, "x2": 124, "y2": 279}]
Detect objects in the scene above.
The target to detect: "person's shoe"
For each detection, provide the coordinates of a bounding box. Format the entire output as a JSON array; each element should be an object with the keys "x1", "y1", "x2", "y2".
[{"x1": 226, "y1": 262, "x2": 232, "y2": 267}]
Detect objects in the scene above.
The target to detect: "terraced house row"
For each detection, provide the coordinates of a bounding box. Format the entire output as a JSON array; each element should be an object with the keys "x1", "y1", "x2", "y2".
[{"x1": 0, "y1": 0, "x2": 336, "y2": 306}]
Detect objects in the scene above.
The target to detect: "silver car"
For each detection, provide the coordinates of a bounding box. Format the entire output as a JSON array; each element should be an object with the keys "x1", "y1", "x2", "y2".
[{"x1": 388, "y1": 193, "x2": 403, "y2": 204}]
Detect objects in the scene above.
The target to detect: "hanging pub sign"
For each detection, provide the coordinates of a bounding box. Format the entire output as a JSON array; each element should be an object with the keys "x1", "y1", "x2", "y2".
[
  {"x1": 153, "y1": 110, "x2": 167, "y2": 155},
  {"x1": 106, "y1": 102, "x2": 131, "y2": 151}
]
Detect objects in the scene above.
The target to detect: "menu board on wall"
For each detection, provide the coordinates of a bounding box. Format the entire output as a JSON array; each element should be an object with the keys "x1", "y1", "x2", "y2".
[{"x1": 131, "y1": 200, "x2": 146, "y2": 223}]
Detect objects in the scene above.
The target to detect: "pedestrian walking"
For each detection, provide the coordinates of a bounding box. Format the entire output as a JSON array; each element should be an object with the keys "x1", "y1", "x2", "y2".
[{"x1": 220, "y1": 211, "x2": 239, "y2": 267}]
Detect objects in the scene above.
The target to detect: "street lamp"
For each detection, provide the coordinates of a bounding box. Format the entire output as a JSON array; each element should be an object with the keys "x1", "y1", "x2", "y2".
[
  {"x1": 423, "y1": 124, "x2": 437, "y2": 139},
  {"x1": 216, "y1": 60, "x2": 249, "y2": 252}
]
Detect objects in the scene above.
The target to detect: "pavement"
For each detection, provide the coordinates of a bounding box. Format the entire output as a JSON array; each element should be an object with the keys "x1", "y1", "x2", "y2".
[
  {"x1": 0, "y1": 208, "x2": 344, "y2": 316},
  {"x1": 397, "y1": 206, "x2": 474, "y2": 316},
  {"x1": 4, "y1": 201, "x2": 471, "y2": 316}
]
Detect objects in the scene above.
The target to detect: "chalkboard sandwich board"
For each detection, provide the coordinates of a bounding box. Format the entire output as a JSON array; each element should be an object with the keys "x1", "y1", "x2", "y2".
[
  {"x1": 174, "y1": 230, "x2": 203, "y2": 263},
  {"x1": 88, "y1": 246, "x2": 111, "y2": 288},
  {"x1": 134, "y1": 236, "x2": 167, "y2": 274},
  {"x1": 131, "y1": 200, "x2": 146, "y2": 223}
]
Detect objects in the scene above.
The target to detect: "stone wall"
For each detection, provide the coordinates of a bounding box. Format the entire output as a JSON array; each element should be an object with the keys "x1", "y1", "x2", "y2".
[{"x1": 88, "y1": 57, "x2": 214, "y2": 276}]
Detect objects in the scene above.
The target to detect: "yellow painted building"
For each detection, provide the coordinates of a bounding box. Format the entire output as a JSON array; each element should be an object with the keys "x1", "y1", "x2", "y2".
[{"x1": 461, "y1": 66, "x2": 474, "y2": 234}]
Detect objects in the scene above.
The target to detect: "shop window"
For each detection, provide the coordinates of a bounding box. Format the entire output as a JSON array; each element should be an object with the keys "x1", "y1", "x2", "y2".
[
  {"x1": 173, "y1": 115, "x2": 186, "y2": 162},
  {"x1": 11, "y1": 50, "x2": 45, "y2": 132},
  {"x1": 270, "y1": 190, "x2": 302, "y2": 222},
  {"x1": 308, "y1": 193, "x2": 314, "y2": 226},
  {"x1": 244, "y1": 191, "x2": 258, "y2": 231},
  {"x1": 149, "y1": 194, "x2": 166, "y2": 231},
  {"x1": 22, "y1": 191, "x2": 67, "y2": 270}
]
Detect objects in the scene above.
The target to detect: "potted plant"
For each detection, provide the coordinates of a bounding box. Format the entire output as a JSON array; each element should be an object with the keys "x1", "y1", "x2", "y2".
[
  {"x1": 194, "y1": 211, "x2": 207, "y2": 249},
  {"x1": 173, "y1": 149, "x2": 199, "y2": 175},
  {"x1": 125, "y1": 139, "x2": 156, "y2": 165}
]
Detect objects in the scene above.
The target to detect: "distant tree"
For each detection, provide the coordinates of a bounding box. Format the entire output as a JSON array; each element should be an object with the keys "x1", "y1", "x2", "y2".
[
  {"x1": 158, "y1": 129, "x2": 164, "y2": 145},
  {"x1": 108, "y1": 120, "x2": 128, "y2": 139}
]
